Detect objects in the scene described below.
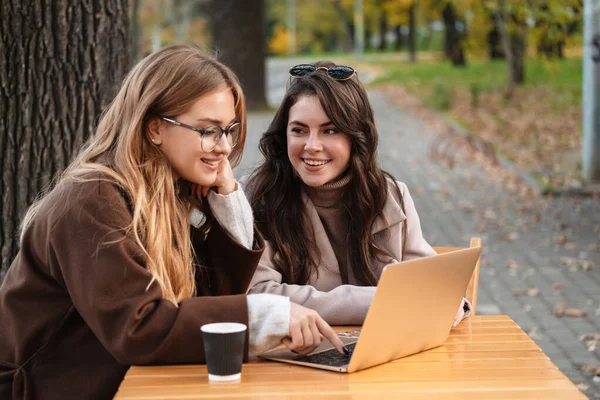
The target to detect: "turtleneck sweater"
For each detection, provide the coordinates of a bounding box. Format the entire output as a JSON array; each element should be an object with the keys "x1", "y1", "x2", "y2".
[{"x1": 303, "y1": 174, "x2": 353, "y2": 284}]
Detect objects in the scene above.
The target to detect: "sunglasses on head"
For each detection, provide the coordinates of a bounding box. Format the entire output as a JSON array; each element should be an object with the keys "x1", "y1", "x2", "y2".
[{"x1": 289, "y1": 64, "x2": 357, "y2": 81}]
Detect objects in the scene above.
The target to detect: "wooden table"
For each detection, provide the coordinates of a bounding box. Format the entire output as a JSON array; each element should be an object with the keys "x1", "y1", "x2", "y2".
[{"x1": 115, "y1": 315, "x2": 586, "y2": 399}]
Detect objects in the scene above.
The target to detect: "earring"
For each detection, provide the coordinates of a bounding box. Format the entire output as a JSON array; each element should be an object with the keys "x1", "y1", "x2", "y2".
[{"x1": 151, "y1": 138, "x2": 156, "y2": 144}]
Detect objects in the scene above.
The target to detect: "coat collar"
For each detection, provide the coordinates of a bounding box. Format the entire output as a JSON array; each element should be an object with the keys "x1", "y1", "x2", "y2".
[
  {"x1": 372, "y1": 185, "x2": 406, "y2": 233},
  {"x1": 300, "y1": 185, "x2": 406, "y2": 278}
]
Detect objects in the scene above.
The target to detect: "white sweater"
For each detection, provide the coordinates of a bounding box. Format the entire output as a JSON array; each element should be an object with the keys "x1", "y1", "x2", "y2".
[{"x1": 192, "y1": 186, "x2": 290, "y2": 357}]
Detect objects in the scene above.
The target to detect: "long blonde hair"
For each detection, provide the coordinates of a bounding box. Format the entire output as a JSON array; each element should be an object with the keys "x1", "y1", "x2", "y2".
[{"x1": 21, "y1": 44, "x2": 247, "y2": 305}]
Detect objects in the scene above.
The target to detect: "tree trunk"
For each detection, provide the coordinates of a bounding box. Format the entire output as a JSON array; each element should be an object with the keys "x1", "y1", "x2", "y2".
[
  {"x1": 131, "y1": 0, "x2": 143, "y2": 62},
  {"x1": 408, "y1": 2, "x2": 417, "y2": 63},
  {"x1": 442, "y1": 2, "x2": 466, "y2": 66},
  {"x1": 394, "y1": 25, "x2": 403, "y2": 51},
  {"x1": 510, "y1": 30, "x2": 526, "y2": 84},
  {"x1": 173, "y1": 0, "x2": 192, "y2": 43},
  {"x1": 334, "y1": 0, "x2": 355, "y2": 52},
  {"x1": 210, "y1": 0, "x2": 267, "y2": 110},
  {"x1": 0, "y1": 0, "x2": 131, "y2": 280},
  {"x1": 378, "y1": 10, "x2": 388, "y2": 51},
  {"x1": 495, "y1": 0, "x2": 527, "y2": 98},
  {"x1": 537, "y1": 36, "x2": 565, "y2": 59},
  {"x1": 488, "y1": 11, "x2": 504, "y2": 59}
]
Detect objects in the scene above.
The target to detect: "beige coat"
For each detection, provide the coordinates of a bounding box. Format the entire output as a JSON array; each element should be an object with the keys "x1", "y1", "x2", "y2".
[{"x1": 248, "y1": 180, "x2": 436, "y2": 325}]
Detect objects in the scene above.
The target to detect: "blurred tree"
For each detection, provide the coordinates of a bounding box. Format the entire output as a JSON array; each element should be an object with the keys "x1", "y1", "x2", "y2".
[
  {"x1": 378, "y1": 0, "x2": 389, "y2": 51},
  {"x1": 408, "y1": 2, "x2": 417, "y2": 61},
  {"x1": 534, "y1": 0, "x2": 582, "y2": 59},
  {"x1": 269, "y1": 25, "x2": 290, "y2": 56},
  {"x1": 210, "y1": 0, "x2": 267, "y2": 110},
  {"x1": 384, "y1": 0, "x2": 414, "y2": 58},
  {"x1": 441, "y1": 1, "x2": 467, "y2": 66},
  {"x1": 131, "y1": 0, "x2": 143, "y2": 61},
  {"x1": 0, "y1": 0, "x2": 131, "y2": 280},
  {"x1": 492, "y1": 0, "x2": 528, "y2": 95},
  {"x1": 334, "y1": 0, "x2": 356, "y2": 52}
]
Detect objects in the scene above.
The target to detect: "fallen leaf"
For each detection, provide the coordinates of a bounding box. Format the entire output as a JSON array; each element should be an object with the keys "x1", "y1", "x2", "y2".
[
  {"x1": 580, "y1": 334, "x2": 600, "y2": 341},
  {"x1": 527, "y1": 288, "x2": 539, "y2": 297},
  {"x1": 580, "y1": 260, "x2": 595, "y2": 271},
  {"x1": 552, "y1": 282, "x2": 564, "y2": 294},
  {"x1": 562, "y1": 256, "x2": 578, "y2": 268},
  {"x1": 555, "y1": 301, "x2": 567, "y2": 317},
  {"x1": 587, "y1": 340, "x2": 597, "y2": 352},
  {"x1": 505, "y1": 232, "x2": 520, "y2": 241},
  {"x1": 507, "y1": 260, "x2": 520, "y2": 270},
  {"x1": 565, "y1": 243, "x2": 579, "y2": 251},
  {"x1": 560, "y1": 223, "x2": 570, "y2": 231},
  {"x1": 483, "y1": 209, "x2": 497, "y2": 220},
  {"x1": 580, "y1": 364, "x2": 600, "y2": 373},
  {"x1": 512, "y1": 288, "x2": 525, "y2": 296},
  {"x1": 590, "y1": 244, "x2": 600, "y2": 252},
  {"x1": 555, "y1": 234, "x2": 568, "y2": 244},
  {"x1": 594, "y1": 225, "x2": 600, "y2": 233},
  {"x1": 577, "y1": 383, "x2": 590, "y2": 391},
  {"x1": 565, "y1": 308, "x2": 587, "y2": 317}
]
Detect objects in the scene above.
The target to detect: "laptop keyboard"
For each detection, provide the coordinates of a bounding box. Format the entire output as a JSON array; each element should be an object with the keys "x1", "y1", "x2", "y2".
[{"x1": 295, "y1": 342, "x2": 357, "y2": 367}]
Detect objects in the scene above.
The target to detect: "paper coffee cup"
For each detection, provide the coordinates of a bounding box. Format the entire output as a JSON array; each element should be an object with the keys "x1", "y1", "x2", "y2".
[{"x1": 200, "y1": 322, "x2": 247, "y2": 382}]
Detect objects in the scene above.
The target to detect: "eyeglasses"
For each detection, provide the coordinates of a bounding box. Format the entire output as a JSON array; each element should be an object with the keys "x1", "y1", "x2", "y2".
[
  {"x1": 156, "y1": 116, "x2": 241, "y2": 152},
  {"x1": 289, "y1": 64, "x2": 357, "y2": 81}
]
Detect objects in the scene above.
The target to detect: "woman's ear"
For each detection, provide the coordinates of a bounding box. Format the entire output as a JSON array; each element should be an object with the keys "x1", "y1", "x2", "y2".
[{"x1": 147, "y1": 118, "x2": 163, "y2": 145}]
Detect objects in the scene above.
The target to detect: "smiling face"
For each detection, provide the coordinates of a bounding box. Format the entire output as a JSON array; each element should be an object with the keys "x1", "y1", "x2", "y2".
[
  {"x1": 148, "y1": 88, "x2": 237, "y2": 185},
  {"x1": 286, "y1": 95, "x2": 352, "y2": 187}
]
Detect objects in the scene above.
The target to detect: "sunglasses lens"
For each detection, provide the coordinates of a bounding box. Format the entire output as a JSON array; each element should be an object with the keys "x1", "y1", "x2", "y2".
[
  {"x1": 290, "y1": 64, "x2": 316, "y2": 77},
  {"x1": 328, "y1": 66, "x2": 354, "y2": 80}
]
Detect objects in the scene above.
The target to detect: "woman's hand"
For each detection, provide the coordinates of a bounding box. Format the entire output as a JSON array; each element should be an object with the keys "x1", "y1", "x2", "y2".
[
  {"x1": 191, "y1": 158, "x2": 237, "y2": 198},
  {"x1": 282, "y1": 302, "x2": 347, "y2": 356}
]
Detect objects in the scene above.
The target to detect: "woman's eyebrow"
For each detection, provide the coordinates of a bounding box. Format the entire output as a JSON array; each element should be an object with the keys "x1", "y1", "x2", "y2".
[
  {"x1": 196, "y1": 117, "x2": 237, "y2": 126},
  {"x1": 288, "y1": 120, "x2": 334, "y2": 127}
]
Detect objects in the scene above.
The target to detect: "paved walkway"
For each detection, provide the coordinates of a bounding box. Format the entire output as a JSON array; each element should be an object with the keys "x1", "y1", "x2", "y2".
[{"x1": 239, "y1": 90, "x2": 600, "y2": 398}]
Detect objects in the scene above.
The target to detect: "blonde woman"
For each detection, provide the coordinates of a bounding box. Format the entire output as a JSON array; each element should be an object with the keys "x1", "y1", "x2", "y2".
[{"x1": 0, "y1": 45, "x2": 344, "y2": 400}]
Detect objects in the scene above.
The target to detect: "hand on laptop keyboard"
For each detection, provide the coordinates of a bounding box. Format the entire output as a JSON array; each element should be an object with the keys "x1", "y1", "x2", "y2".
[
  {"x1": 282, "y1": 303, "x2": 347, "y2": 355},
  {"x1": 295, "y1": 342, "x2": 357, "y2": 367}
]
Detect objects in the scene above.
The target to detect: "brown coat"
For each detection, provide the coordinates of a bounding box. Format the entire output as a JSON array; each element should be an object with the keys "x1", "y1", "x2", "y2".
[{"x1": 0, "y1": 178, "x2": 264, "y2": 400}]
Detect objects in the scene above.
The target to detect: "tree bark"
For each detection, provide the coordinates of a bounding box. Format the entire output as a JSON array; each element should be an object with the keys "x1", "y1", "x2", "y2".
[
  {"x1": 495, "y1": 0, "x2": 526, "y2": 98},
  {"x1": 210, "y1": 0, "x2": 267, "y2": 110},
  {"x1": 442, "y1": 2, "x2": 466, "y2": 66},
  {"x1": 335, "y1": 0, "x2": 355, "y2": 52},
  {"x1": 394, "y1": 25, "x2": 403, "y2": 51},
  {"x1": 0, "y1": 0, "x2": 131, "y2": 280},
  {"x1": 510, "y1": 30, "x2": 526, "y2": 84},
  {"x1": 378, "y1": 9, "x2": 388, "y2": 51},
  {"x1": 131, "y1": 0, "x2": 143, "y2": 61},
  {"x1": 408, "y1": 2, "x2": 417, "y2": 63},
  {"x1": 488, "y1": 11, "x2": 505, "y2": 59}
]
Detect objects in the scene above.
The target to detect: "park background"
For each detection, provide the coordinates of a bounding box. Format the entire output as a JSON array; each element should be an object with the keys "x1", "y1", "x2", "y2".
[{"x1": 2, "y1": 0, "x2": 600, "y2": 397}]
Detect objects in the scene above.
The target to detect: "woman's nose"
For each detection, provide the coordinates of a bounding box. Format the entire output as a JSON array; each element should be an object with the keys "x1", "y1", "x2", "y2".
[
  {"x1": 304, "y1": 132, "x2": 323, "y2": 152},
  {"x1": 213, "y1": 133, "x2": 232, "y2": 155}
]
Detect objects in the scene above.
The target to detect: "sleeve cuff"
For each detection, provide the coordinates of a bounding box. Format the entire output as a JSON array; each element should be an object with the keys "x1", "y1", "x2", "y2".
[
  {"x1": 204, "y1": 183, "x2": 254, "y2": 249},
  {"x1": 247, "y1": 294, "x2": 290, "y2": 357}
]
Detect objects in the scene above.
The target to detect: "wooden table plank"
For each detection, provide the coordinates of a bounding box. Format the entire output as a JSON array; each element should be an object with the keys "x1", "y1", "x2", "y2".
[
  {"x1": 116, "y1": 380, "x2": 581, "y2": 399},
  {"x1": 115, "y1": 316, "x2": 586, "y2": 400}
]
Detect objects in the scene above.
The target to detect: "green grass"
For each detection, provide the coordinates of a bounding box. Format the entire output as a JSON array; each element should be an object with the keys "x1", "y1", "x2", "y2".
[{"x1": 369, "y1": 56, "x2": 583, "y2": 109}]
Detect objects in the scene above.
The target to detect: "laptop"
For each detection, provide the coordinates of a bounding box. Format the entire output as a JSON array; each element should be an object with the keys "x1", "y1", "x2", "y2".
[{"x1": 259, "y1": 246, "x2": 482, "y2": 373}]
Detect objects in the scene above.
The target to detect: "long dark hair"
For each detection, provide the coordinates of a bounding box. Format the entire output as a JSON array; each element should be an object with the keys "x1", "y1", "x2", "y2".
[{"x1": 246, "y1": 61, "x2": 404, "y2": 286}]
